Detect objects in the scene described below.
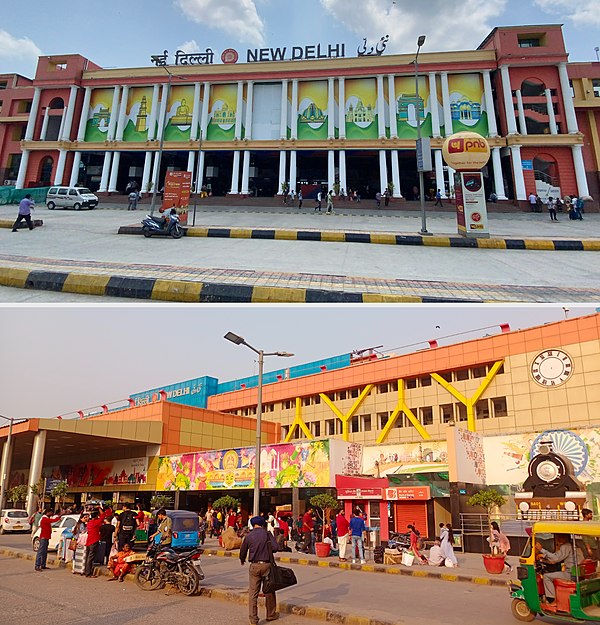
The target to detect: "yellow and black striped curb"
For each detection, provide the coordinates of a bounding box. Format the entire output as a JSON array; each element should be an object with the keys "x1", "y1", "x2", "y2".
[
  {"x1": 118, "y1": 224, "x2": 600, "y2": 252},
  {"x1": 0, "y1": 218, "x2": 44, "y2": 229},
  {"x1": 202, "y1": 548, "x2": 507, "y2": 589}
]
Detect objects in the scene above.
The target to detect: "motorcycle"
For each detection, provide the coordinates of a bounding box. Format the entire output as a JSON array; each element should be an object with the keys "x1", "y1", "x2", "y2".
[
  {"x1": 131, "y1": 543, "x2": 204, "y2": 596},
  {"x1": 387, "y1": 531, "x2": 411, "y2": 551},
  {"x1": 141, "y1": 209, "x2": 184, "y2": 239}
]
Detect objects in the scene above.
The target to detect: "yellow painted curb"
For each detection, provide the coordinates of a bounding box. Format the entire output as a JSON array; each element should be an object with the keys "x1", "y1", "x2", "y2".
[
  {"x1": 477, "y1": 238, "x2": 507, "y2": 249},
  {"x1": 362, "y1": 293, "x2": 422, "y2": 303},
  {"x1": 298, "y1": 558, "x2": 310, "y2": 565},
  {"x1": 274, "y1": 230, "x2": 299, "y2": 241},
  {"x1": 361, "y1": 565, "x2": 375, "y2": 572},
  {"x1": 321, "y1": 231, "x2": 346, "y2": 242},
  {"x1": 370, "y1": 233, "x2": 397, "y2": 245},
  {"x1": 151, "y1": 279, "x2": 203, "y2": 302},
  {"x1": 229, "y1": 228, "x2": 253, "y2": 239},
  {"x1": 317, "y1": 560, "x2": 330, "y2": 568},
  {"x1": 347, "y1": 616, "x2": 372, "y2": 625},
  {"x1": 523, "y1": 239, "x2": 555, "y2": 251},
  {"x1": 385, "y1": 567, "x2": 400, "y2": 574},
  {"x1": 187, "y1": 227, "x2": 209, "y2": 237},
  {"x1": 441, "y1": 573, "x2": 458, "y2": 582},
  {"x1": 62, "y1": 273, "x2": 111, "y2": 296},
  {"x1": 251, "y1": 286, "x2": 306, "y2": 303},
  {"x1": 473, "y1": 576, "x2": 491, "y2": 585},
  {"x1": 583, "y1": 241, "x2": 600, "y2": 251},
  {"x1": 0, "y1": 267, "x2": 30, "y2": 289},
  {"x1": 279, "y1": 556, "x2": 291, "y2": 563},
  {"x1": 304, "y1": 606, "x2": 330, "y2": 621},
  {"x1": 410, "y1": 569, "x2": 430, "y2": 577},
  {"x1": 423, "y1": 236, "x2": 451, "y2": 247}
]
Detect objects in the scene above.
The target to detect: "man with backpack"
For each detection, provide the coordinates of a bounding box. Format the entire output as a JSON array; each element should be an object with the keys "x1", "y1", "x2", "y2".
[{"x1": 115, "y1": 502, "x2": 138, "y2": 550}]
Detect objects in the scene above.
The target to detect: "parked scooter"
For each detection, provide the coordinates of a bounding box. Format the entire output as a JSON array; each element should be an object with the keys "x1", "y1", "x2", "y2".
[{"x1": 141, "y1": 208, "x2": 184, "y2": 239}]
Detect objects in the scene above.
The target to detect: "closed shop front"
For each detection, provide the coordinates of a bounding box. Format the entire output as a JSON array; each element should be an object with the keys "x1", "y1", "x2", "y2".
[{"x1": 386, "y1": 487, "x2": 431, "y2": 537}]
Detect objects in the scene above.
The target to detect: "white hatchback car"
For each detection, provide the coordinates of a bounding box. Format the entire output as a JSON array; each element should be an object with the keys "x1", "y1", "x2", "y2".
[
  {"x1": 0, "y1": 509, "x2": 31, "y2": 534},
  {"x1": 31, "y1": 514, "x2": 79, "y2": 551}
]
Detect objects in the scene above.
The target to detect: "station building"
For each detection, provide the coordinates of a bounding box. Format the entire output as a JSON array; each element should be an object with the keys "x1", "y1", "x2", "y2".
[
  {"x1": 2, "y1": 313, "x2": 600, "y2": 549},
  {"x1": 0, "y1": 23, "x2": 598, "y2": 208}
]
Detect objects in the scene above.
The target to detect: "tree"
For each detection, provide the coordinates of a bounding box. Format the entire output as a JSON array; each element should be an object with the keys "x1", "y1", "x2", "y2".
[
  {"x1": 212, "y1": 495, "x2": 240, "y2": 513},
  {"x1": 309, "y1": 493, "x2": 339, "y2": 526},
  {"x1": 7, "y1": 484, "x2": 28, "y2": 508},
  {"x1": 150, "y1": 494, "x2": 171, "y2": 510},
  {"x1": 50, "y1": 481, "x2": 69, "y2": 510},
  {"x1": 29, "y1": 477, "x2": 46, "y2": 510},
  {"x1": 467, "y1": 488, "x2": 507, "y2": 552}
]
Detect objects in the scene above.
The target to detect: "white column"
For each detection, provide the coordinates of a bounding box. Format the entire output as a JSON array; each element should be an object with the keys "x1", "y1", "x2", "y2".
[
  {"x1": 15, "y1": 149, "x2": 31, "y2": 189},
  {"x1": 391, "y1": 150, "x2": 402, "y2": 198},
  {"x1": 245, "y1": 81, "x2": 254, "y2": 140},
  {"x1": 53, "y1": 149, "x2": 68, "y2": 185},
  {"x1": 441, "y1": 72, "x2": 453, "y2": 136},
  {"x1": 200, "y1": 83, "x2": 210, "y2": 139},
  {"x1": 57, "y1": 109, "x2": 67, "y2": 144},
  {"x1": 483, "y1": 70, "x2": 498, "y2": 137},
  {"x1": 234, "y1": 81, "x2": 244, "y2": 140},
  {"x1": 379, "y1": 150, "x2": 388, "y2": 194},
  {"x1": 187, "y1": 151, "x2": 195, "y2": 174},
  {"x1": 338, "y1": 78, "x2": 346, "y2": 139},
  {"x1": 40, "y1": 108, "x2": 50, "y2": 141},
  {"x1": 107, "y1": 86, "x2": 121, "y2": 140},
  {"x1": 558, "y1": 62, "x2": 579, "y2": 134},
  {"x1": 328, "y1": 78, "x2": 335, "y2": 139},
  {"x1": 572, "y1": 144, "x2": 591, "y2": 197},
  {"x1": 24, "y1": 87, "x2": 41, "y2": 140},
  {"x1": 429, "y1": 73, "x2": 441, "y2": 138},
  {"x1": 500, "y1": 65, "x2": 518, "y2": 135},
  {"x1": 156, "y1": 84, "x2": 168, "y2": 142},
  {"x1": 510, "y1": 145, "x2": 527, "y2": 200},
  {"x1": 190, "y1": 83, "x2": 201, "y2": 141},
  {"x1": 516, "y1": 90, "x2": 527, "y2": 135},
  {"x1": 447, "y1": 166, "x2": 456, "y2": 196},
  {"x1": 99, "y1": 152, "x2": 112, "y2": 192},
  {"x1": 388, "y1": 74, "x2": 398, "y2": 138},
  {"x1": 278, "y1": 151, "x2": 287, "y2": 195},
  {"x1": 115, "y1": 85, "x2": 129, "y2": 141},
  {"x1": 148, "y1": 84, "x2": 160, "y2": 141},
  {"x1": 76, "y1": 87, "x2": 92, "y2": 142},
  {"x1": 339, "y1": 150, "x2": 347, "y2": 195},
  {"x1": 328, "y1": 150, "x2": 335, "y2": 191},
  {"x1": 151, "y1": 150, "x2": 160, "y2": 193},
  {"x1": 108, "y1": 151, "x2": 121, "y2": 192},
  {"x1": 241, "y1": 150, "x2": 250, "y2": 195},
  {"x1": 69, "y1": 151, "x2": 82, "y2": 186},
  {"x1": 434, "y1": 150, "x2": 446, "y2": 198},
  {"x1": 230, "y1": 151, "x2": 241, "y2": 194},
  {"x1": 545, "y1": 89, "x2": 558, "y2": 135},
  {"x1": 289, "y1": 150, "x2": 297, "y2": 193},
  {"x1": 196, "y1": 151, "x2": 206, "y2": 191},
  {"x1": 61, "y1": 85, "x2": 79, "y2": 141},
  {"x1": 492, "y1": 147, "x2": 508, "y2": 200},
  {"x1": 377, "y1": 75, "x2": 386, "y2": 139},
  {"x1": 281, "y1": 79, "x2": 289, "y2": 139},
  {"x1": 141, "y1": 151, "x2": 153, "y2": 193},
  {"x1": 291, "y1": 79, "x2": 299, "y2": 140},
  {"x1": 26, "y1": 431, "x2": 46, "y2": 517}
]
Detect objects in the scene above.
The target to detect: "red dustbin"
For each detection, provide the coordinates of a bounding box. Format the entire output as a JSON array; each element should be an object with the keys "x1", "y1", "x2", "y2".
[
  {"x1": 554, "y1": 578, "x2": 577, "y2": 613},
  {"x1": 582, "y1": 559, "x2": 597, "y2": 578}
]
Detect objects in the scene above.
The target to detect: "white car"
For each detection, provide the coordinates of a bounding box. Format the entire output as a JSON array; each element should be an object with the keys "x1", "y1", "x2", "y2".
[
  {"x1": 0, "y1": 509, "x2": 31, "y2": 534},
  {"x1": 31, "y1": 514, "x2": 79, "y2": 551}
]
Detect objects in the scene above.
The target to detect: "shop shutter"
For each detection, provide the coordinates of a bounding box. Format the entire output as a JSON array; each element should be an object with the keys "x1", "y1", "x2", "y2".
[{"x1": 394, "y1": 502, "x2": 428, "y2": 536}]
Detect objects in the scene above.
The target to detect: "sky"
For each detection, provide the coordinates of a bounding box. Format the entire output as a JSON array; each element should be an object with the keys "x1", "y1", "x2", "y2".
[
  {"x1": 0, "y1": 305, "x2": 596, "y2": 422},
  {"x1": 1, "y1": 0, "x2": 599, "y2": 78}
]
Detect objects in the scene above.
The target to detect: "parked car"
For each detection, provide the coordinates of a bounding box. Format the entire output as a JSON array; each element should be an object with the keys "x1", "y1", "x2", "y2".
[
  {"x1": 0, "y1": 509, "x2": 31, "y2": 534},
  {"x1": 31, "y1": 514, "x2": 79, "y2": 551},
  {"x1": 46, "y1": 186, "x2": 98, "y2": 210}
]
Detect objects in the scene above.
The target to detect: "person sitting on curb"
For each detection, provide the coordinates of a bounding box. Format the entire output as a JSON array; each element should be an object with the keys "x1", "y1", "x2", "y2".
[{"x1": 107, "y1": 543, "x2": 133, "y2": 582}]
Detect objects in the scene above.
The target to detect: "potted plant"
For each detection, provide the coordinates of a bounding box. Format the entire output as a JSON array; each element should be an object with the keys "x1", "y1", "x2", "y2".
[
  {"x1": 7, "y1": 484, "x2": 28, "y2": 509},
  {"x1": 50, "y1": 480, "x2": 69, "y2": 511},
  {"x1": 29, "y1": 477, "x2": 46, "y2": 511},
  {"x1": 310, "y1": 493, "x2": 339, "y2": 557},
  {"x1": 467, "y1": 488, "x2": 507, "y2": 574}
]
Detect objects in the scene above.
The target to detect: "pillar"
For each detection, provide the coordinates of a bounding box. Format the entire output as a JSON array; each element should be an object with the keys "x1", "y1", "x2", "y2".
[
  {"x1": 558, "y1": 62, "x2": 579, "y2": 134},
  {"x1": 377, "y1": 75, "x2": 386, "y2": 139},
  {"x1": 107, "y1": 86, "x2": 121, "y2": 141},
  {"x1": 57, "y1": 109, "x2": 67, "y2": 144},
  {"x1": 234, "y1": 81, "x2": 244, "y2": 140},
  {"x1": 278, "y1": 151, "x2": 287, "y2": 195},
  {"x1": 510, "y1": 145, "x2": 527, "y2": 200},
  {"x1": 115, "y1": 85, "x2": 129, "y2": 141},
  {"x1": 99, "y1": 152, "x2": 112, "y2": 192},
  {"x1": 196, "y1": 151, "x2": 206, "y2": 192},
  {"x1": 339, "y1": 150, "x2": 347, "y2": 195},
  {"x1": 492, "y1": 147, "x2": 508, "y2": 200},
  {"x1": 281, "y1": 79, "x2": 289, "y2": 140},
  {"x1": 156, "y1": 84, "x2": 168, "y2": 142},
  {"x1": 26, "y1": 431, "x2": 47, "y2": 517},
  {"x1": 24, "y1": 87, "x2": 42, "y2": 141},
  {"x1": 391, "y1": 150, "x2": 402, "y2": 198},
  {"x1": 338, "y1": 78, "x2": 346, "y2": 139},
  {"x1": 200, "y1": 83, "x2": 210, "y2": 139},
  {"x1": 61, "y1": 85, "x2": 79, "y2": 141},
  {"x1": 108, "y1": 151, "x2": 121, "y2": 193},
  {"x1": 230, "y1": 151, "x2": 241, "y2": 194},
  {"x1": 291, "y1": 80, "x2": 299, "y2": 140},
  {"x1": 148, "y1": 85, "x2": 160, "y2": 141},
  {"x1": 0, "y1": 436, "x2": 14, "y2": 511},
  {"x1": 327, "y1": 78, "x2": 335, "y2": 139},
  {"x1": 151, "y1": 150, "x2": 160, "y2": 193},
  {"x1": 69, "y1": 151, "x2": 82, "y2": 187},
  {"x1": 245, "y1": 81, "x2": 254, "y2": 140},
  {"x1": 53, "y1": 149, "x2": 68, "y2": 185},
  {"x1": 572, "y1": 144, "x2": 591, "y2": 197},
  {"x1": 190, "y1": 82, "x2": 201, "y2": 141},
  {"x1": 76, "y1": 86, "x2": 92, "y2": 142},
  {"x1": 241, "y1": 150, "x2": 250, "y2": 195},
  {"x1": 328, "y1": 150, "x2": 335, "y2": 191},
  {"x1": 545, "y1": 89, "x2": 558, "y2": 135},
  {"x1": 379, "y1": 150, "x2": 388, "y2": 194},
  {"x1": 440, "y1": 72, "x2": 453, "y2": 136},
  {"x1": 516, "y1": 90, "x2": 527, "y2": 135},
  {"x1": 447, "y1": 166, "x2": 456, "y2": 196},
  {"x1": 482, "y1": 70, "x2": 498, "y2": 137},
  {"x1": 187, "y1": 151, "x2": 195, "y2": 174},
  {"x1": 429, "y1": 73, "x2": 441, "y2": 138},
  {"x1": 500, "y1": 65, "x2": 518, "y2": 135},
  {"x1": 289, "y1": 150, "x2": 297, "y2": 194},
  {"x1": 141, "y1": 151, "x2": 153, "y2": 194},
  {"x1": 15, "y1": 149, "x2": 30, "y2": 189},
  {"x1": 388, "y1": 74, "x2": 398, "y2": 138},
  {"x1": 40, "y1": 108, "x2": 50, "y2": 141},
  {"x1": 434, "y1": 150, "x2": 446, "y2": 198}
]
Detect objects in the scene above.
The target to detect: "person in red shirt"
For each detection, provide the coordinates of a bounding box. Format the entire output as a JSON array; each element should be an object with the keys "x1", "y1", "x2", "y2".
[
  {"x1": 84, "y1": 509, "x2": 106, "y2": 577},
  {"x1": 336, "y1": 510, "x2": 350, "y2": 561},
  {"x1": 35, "y1": 508, "x2": 61, "y2": 571},
  {"x1": 302, "y1": 508, "x2": 315, "y2": 554}
]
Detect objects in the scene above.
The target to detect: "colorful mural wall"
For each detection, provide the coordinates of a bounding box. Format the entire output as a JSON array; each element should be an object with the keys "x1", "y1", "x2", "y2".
[
  {"x1": 84, "y1": 88, "x2": 114, "y2": 142},
  {"x1": 123, "y1": 87, "x2": 155, "y2": 142},
  {"x1": 57, "y1": 457, "x2": 148, "y2": 487},
  {"x1": 298, "y1": 81, "x2": 328, "y2": 140},
  {"x1": 345, "y1": 78, "x2": 378, "y2": 140},
  {"x1": 164, "y1": 85, "x2": 197, "y2": 141},
  {"x1": 447, "y1": 74, "x2": 488, "y2": 136},
  {"x1": 207, "y1": 84, "x2": 238, "y2": 141},
  {"x1": 394, "y1": 76, "x2": 435, "y2": 139},
  {"x1": 362, "y1": 441, "x2": 448, "y2": 477}
]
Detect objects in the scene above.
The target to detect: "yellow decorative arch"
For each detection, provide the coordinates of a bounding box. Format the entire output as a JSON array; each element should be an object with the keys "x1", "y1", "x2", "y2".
[
  {"x1": 376, "y1": 379, "x2": 431, "y2": 443},
  {"x1": 284, "y1": 397, "x2": 312, "y2": 442},
  {"x1": 319, "y1": 385, "x2": 374, "y2": 441}
]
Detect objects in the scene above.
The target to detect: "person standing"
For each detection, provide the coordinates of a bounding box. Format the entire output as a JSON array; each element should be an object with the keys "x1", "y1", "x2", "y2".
[
  {"x1": 30, "y1": 508, "x2": 44, "y2": 536},
  {"x1": 384, "y1": 188, "x2": 390, "y2": 207},
  {"x1": 528, "y1": 192, "x2": 538, "y2": 212},
  {"x1": 150, "y1": 508, "x2": 172, "y2": 547},
  {"x1": 302, "y1": 507, "x2": 314, "y2": 554},
  {"x1": 349, "y1": 510, "x2": 366, "y2": 564},
  {"x1": 315, "y1": 190, "x2": 322, "y2": 212},
  {"x1": 434, "y1": 189, "x2": 443, "y2": 207},
  {"x1": 12, "y1": 194, "x2": 35, "y2": 232},
  {"x1": 336, "y1": 509, "x2": 350, "y2": 562},
  {"x1": 35, "y1": 508, "x2": 61, "y2": 571},
  {"x1": 127, "y1": 190, "x2": 139, "y2": 211},
  {"x1": 439, "y1": 522, "x2": 458, "y2": 566},
  {"x1": 115, "y1": 502, "x2": 137, "y2": 550},
  {"x1": 84, "y1": 509, "x2": 105, "y2": 577},
  {"x1": 97, "y1": 517, "x2": 115, "y2": 565},
  {"x1": 375, "y1": 191, "x2": 382, "y2": 208},
  {"x1": 547, "y1": 196, "x2": 558, "y2": 221},
  {"x1": 297, "y1": 189, "x2": 303, "y2": 210},
  {"x1": 489, "y1": 521, "x2": 511, "y2": 573},
  {"x1": 240, "y1": 516, "x2": 280, "y2": 625},
  {"x1": 326, "y1": 190, "x2": 334, "y2": 214},
  {"x1": 581, "y1": 508, "x2": 599, "y2": 563}
]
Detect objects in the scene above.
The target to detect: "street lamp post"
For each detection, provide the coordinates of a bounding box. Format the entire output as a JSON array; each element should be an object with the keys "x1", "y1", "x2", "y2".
[
  {"x1": 0, "y1": 415, "x2": 15, "y2": 511},
  {"x1": 414, "y1": 35, "x2": 429, "y2": 235},
  {"x1": 149, "y1": 70, "x2": 173, "y2": 217},
  {"x1": 224, "y1": 332, "x2": 294, "y2": 518}
]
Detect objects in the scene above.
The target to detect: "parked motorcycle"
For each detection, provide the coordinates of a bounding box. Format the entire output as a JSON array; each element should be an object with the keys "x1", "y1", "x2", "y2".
[
  {"x1": 141, "y1": 209, "x2": 184, "y2": 239},
  {"x1": 387, "y1": 531, "x2": 411, "y2": 550},
  {"x1": 132, "y1": 543, "x2": 204, "y2": 596}
]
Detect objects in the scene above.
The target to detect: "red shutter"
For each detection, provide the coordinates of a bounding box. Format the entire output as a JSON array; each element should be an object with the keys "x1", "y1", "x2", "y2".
[{"x1": 394, "y1": 502, "x2": 428, "y2": 536}]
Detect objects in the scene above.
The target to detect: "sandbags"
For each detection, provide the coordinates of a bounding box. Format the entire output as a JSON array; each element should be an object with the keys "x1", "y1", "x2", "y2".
[{"x1": 221, "y1": 526, "x2": 243, "y2": 550}]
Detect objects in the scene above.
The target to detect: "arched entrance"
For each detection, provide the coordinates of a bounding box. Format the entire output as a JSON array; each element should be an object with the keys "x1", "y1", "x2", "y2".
[
  {"x1": 45, "y1": 98, "x2": 65, "y2": 141},
  {"x1": 39, "y1": 156, "x2": 54, "y2": 185}
]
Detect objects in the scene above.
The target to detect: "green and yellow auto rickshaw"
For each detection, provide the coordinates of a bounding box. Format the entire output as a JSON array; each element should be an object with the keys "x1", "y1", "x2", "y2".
[{"x1": 509, "y1": 520, "x2": 600, "y2": 622}]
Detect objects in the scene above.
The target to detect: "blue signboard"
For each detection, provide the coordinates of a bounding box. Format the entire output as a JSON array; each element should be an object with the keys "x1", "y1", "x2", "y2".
[{"x1": 522, "y1": 160, "x2": 534, "y2": 171}]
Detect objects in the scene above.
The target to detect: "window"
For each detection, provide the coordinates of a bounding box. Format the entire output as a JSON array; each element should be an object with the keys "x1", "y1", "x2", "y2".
[
  {"x1": 377, "y1": 383, "x2": 388, "y2": 394},
  {"x1": 441, "y1": 404, "x2": 453, "y2": 423},
  {"x1": 394, "y1": 413, "x2": 405, "y2": 428},
  {"x1": 338, "y1": 390, "x2": 347, "y2": 400},
  {"x1": 351, "y1": 416, "x2": 360, "y2": 433},
  {"x1": 521, "y1": 79, "x2": 546, "y2": 97},
  {"x1": 472, "y1": 366, "x2": 487, "y2": 379},
  {"x1": 0, "y1": 81, "x2": 7, "y2": 90},
  {"x1": 350, "y1": 388, "x2": 359, "y2": 399},
  {"x1": 439, "y1": 372, "x2": 453, "y2": 383},
  {"x1": 281, "y1": 425, "x2": 289, "y2": 439},
  {"x1": 362, "y1": 415, "x2": 371, "y2": 432},
  {"x1": 518, "y1": 37, "x2": 541, "y2": 48},
  {"x1": 492, "y1": 397, "x2": 508, "y2": 418},
  {"x1": 420, "y1": 406, "x2": 433, "y2": 426},
  {"x1": 476, "y1": 399, "x2": 490, "y2": 420},
  {"x1": 283, "y1": 400, "x2": 293, "y2": 410},
  {"x1": 314, "y1": 395, "x2": 320, "y2": 405},
  {"x1": 419, "y1": 375, "x2": 431, "y2": 387},
  {"x1": 406, "y1": 378, "x2": 417, "y2": 389},
  {"x1": 311, "y1": 421, "x2": 321, "y2": 437},
  {"x1": 390, "y1": 381, "x2": 398, "y2": 392},
  {"x1": 593, "y1": 80, "x2": 600, "y2": 98},
  {"x1": 325, "y1": 419, "x2": 336, "y2": 436},
  {"x1": 455, "y1": 369, "x2": 469, "y2": 381},
  {"x1": 378, "y1": 411, "x2": 389, "y2": 429},
  {"x1": 456, "y1": 403, "x2": 467, "y2": 422},
  {"x1": 69, "y1": 189, "x2": 78, "y2": 196},
  {"x1": 0, "y1": 100, "x2": 3, "y2": 114},
  {"x1": 11, "y1": 126, "x2": 25, "y2": 141},
  {"x1": 58, "y1": 188, "x2": 68, "y2": 195}
]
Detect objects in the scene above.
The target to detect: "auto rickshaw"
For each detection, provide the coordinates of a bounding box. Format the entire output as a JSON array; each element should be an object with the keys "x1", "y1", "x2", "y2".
[
  {"x1": 153, "y1": 510, "x2": 199, "y2": 550},
  {"x1": 509, "y1": 520, "x2": 600, "y2": 622}
]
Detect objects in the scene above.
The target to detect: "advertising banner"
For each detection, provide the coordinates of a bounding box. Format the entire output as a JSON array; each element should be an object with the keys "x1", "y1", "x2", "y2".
[
  {"x1": 84, "y1": 88, "x2": 114, "y2": 142},
  {"x1": 298, "y1": 81, "x2": 328, "y2": 140},
  {"x1": 394, "y1": 76, "x2": 434, "y2": 139},
  {"x1": 120, "y1": 87, "x2": 155, "y2": 142},
  {"x1": 457, "y1": 172, "x2": 489, "y2": 238},
  {"x1": 385, "y1": 486, "x2": 431, "y2": 501},
  {"x1": 447, "y1": 74, "x2": 488, "y2": 136},
  {"x1": 49, "y1": 458, "x2": 148, "y2": 488},
  {"x1": 361, "y1": 441, "x2": 448, "y2": 477},
  {"x1": 345, "y1": 78, "x2": 378, "y2": 139},
  {"x1": 164, "y1": 85, "x2": 197, "y2": 141},
  {"x1": 161, "y1": 170, "x2": 192, "y2": 224},
  {"x1": 207, "y1": 84, "x2": 238, "y2": 141}
]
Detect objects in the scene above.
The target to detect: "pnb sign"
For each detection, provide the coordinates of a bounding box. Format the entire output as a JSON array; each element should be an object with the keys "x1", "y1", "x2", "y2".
[{"x1": 442, "y1": 132, "x2": 491, "y2": 171}]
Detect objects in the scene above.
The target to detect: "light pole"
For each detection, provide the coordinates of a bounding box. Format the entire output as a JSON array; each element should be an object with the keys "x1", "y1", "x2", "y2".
[
  {"x1": 414, "y1": 35, "x2": 430, "y2": 235},
  {"x1": 595, "y1": 47, "x2": 600, "y2": 62},
  {"x1": 224, "y1": 332, "x2": 294, "y2": 518},
  {"x1": 0, "y1": 415, "x2": 15, "y2": 511}
]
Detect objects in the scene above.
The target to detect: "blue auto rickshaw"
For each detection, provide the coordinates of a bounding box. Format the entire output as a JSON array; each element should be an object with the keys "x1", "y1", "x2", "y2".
[{"x1": 154, "y1": 510, "x2": 199, "y2": 550}]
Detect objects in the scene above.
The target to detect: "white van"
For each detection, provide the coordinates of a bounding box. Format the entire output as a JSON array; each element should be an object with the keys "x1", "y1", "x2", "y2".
[{"x1": 46, "y1": 186, "x2": 99, "y2": 210}]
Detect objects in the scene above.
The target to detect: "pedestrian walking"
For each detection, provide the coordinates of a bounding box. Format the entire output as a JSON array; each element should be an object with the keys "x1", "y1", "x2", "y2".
[
  {"x1": 440, "y1": 522, "x2": 458, "y2": 567},
  {"x1": 336, "y1": 509, "x2": 350, "y2": 561},
  {"x1": 12, "y1": 194, "x2": 35, "y2": 231},
  {"x1": 488, "y1": 521, "x2": 511, "y2": 573},
  {"x1": 326, "y1": 190, "x2": 334, "y2": 214},
  {"x1": 315, "y1": 190, "x2": 322, "y2": 212},
  {"x1": 115, "y1": 502, "x2": 137, "y2": 550},
  {"x1": 434, "y1": 189, "x2": 443, "y2": 207},
  {"x1": 302, "y1": 507, "x2": 314, "y2": 554},
  {"x1": 375, "y1": 191, "x2": 382, "y2": 208},
  {"x1": 547, "y1": 196, "x2": 558, "y2": 221},
  {"x1": 127, "y1": 190, "x2": 139, "y2": 210},
  {"x1": 289, "y1": 189, "x2": 295, "y2": 206},
  {"x1": 239, "y1": 515, "x2": 280, "y2": 625},
  {"x1": 384, "y1": 188, "x2": 390, "y2": 207},
  {"x1": 35, "y1": 508, "x2": 61, "y2": 571},
  {"x1": 528, "y1": 192, "x2": 537, "y2": 212},
  {"x1": 349, "y1": 509, "x2": 366, "y2": 564},
  {"x1": 297, "y1": 190, "x2": 303, "y2": 209}
]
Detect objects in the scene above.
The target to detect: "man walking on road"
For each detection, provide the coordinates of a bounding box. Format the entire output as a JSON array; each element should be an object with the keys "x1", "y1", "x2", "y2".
[
  {"x1": 12, "y1": 194, "x2": 35, "y2": 232},
  {"x1": 240, "y1": 515, "x2": 280, "y2": 624},
  {"x1": 35, "y1": 508, "x2": 61, "y2": 571}
]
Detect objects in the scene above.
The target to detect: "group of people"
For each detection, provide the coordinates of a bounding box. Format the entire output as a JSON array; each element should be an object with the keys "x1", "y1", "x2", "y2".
[{"x1": 528, "y1": 192, "x2": 586, "y2": 221}]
